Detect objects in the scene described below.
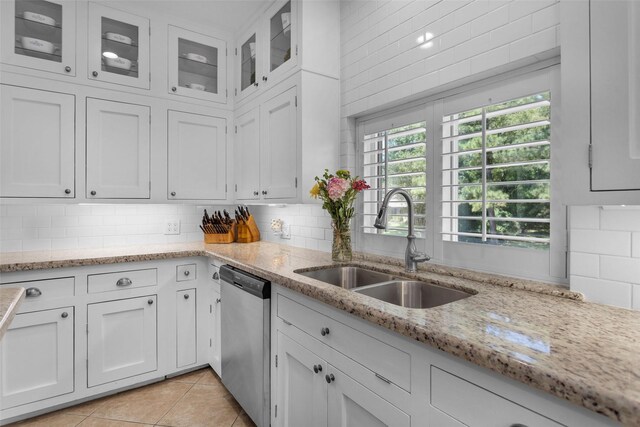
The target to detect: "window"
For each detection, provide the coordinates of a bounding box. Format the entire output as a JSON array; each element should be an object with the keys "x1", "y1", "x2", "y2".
[
  {"x1": 362, "y1": 122, "x2": 427, "y2": 237},
  {"x1": 441, "y1": 92, "x2": 551, "y2": 249}
]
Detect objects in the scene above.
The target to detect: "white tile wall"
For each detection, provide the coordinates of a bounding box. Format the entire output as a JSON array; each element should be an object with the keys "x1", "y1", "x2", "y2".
[
  {"x1": 339, "y1": 0, "x2": 560, "y2": 171},
  {"x1": 0, "y1": 203, "x2": 332, "y2": 254},
  {"x1": 568, "y1": 206, "x2": 640, "y2": 310}
]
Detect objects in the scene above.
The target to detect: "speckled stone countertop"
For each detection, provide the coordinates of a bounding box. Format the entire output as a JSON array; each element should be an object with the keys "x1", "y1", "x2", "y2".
[
  {"x1": 0, "y1": 287, "x2": 25, "y2": 341},
  {"x1": 1, "y1": 241, "x2": 638, "y2": 425}
]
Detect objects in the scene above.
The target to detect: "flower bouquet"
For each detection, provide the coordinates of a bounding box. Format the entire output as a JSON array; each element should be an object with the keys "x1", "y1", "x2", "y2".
[{"x1": 310, "y1": 169, "x2": 370, "y2": 261}]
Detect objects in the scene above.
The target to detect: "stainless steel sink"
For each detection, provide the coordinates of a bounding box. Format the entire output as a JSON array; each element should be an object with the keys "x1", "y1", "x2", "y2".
[
  {"x1": 296, "y1": 266, "x2": 395, "y2": 289},
  {"x1": 354, "y1": 280, "x2": 472, "y2": 309}
]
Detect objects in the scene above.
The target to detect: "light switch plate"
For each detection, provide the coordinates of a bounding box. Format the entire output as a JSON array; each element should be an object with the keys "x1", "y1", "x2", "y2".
[{"x1": 281, "y1": 223, "x2": 291, "y2": 239}]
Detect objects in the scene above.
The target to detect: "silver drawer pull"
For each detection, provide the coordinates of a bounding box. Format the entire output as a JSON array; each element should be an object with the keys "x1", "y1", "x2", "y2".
[
  {"x1": 216, "y1": 298, "x2": 221, "y2": 304},
  {"x1": 184, "y1": 294, "x2": 190, "y2": 299},
  {"x1": 25, "y1": 287, "x2": 42, "y2": 298},
  {"x1": 212, "y1": 271, "x2": 219, "y2": 280},
  {"x1": 374, "y1": 373, "x2": 391, "y2": 384},
  {"x1": 61, "y1": 312, "x2": 69, "y2": 318},
  {"x1": 116, "y1": 278, "x2": 132, "y2": 287},
  {"x1": 184, "y1": 270, "x2": 190, "y2": 276}
]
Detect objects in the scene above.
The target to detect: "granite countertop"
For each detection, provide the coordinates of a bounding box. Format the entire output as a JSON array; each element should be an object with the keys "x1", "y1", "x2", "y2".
[
  {"x1": 1, "y1": 241, "x2": 639, "y2": 425},
  {"x1": 0, "y1": 287, "x2": 25, "y2": 341}
]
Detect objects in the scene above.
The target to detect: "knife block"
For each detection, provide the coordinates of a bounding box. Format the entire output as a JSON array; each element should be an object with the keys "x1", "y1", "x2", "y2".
[
  {"x1": 236, "y1": 215, "x2": 261, "y2": 243},
  {"x1": 203, "y1": 224, "x2": 236, "y2": 244}
]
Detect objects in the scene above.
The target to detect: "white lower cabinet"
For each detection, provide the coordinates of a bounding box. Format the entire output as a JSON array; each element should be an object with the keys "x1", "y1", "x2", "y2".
[
  {"x1": 276, "y1": 331, "x2": 327, "y2": 427},
  {"x1": 176, "y1": 289, "x2": 197, "y2": 368},
  {"x1": 87, "y1": 295, "x2": 157, "y2": 387},
  {"x1": 0, "y1": 307, "x2": 74, "y2": 410},
  {"x1": 327, "y1": 364, "x2": 410, "y2": 427}
]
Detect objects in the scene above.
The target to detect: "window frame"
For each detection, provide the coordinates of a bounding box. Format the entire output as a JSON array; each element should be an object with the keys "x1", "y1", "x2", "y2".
[{"x1": 355, "y1": 65, "x2": 565, "y2": 282}]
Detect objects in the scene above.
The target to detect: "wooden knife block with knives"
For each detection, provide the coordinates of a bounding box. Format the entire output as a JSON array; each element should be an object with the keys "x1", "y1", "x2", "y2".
[
  {"x1": 235, "y1": 205, "x2": 260, "y2": 243},
  {"x1": 201, "y1": 209, "x2": 236, "y2": 244},
  {"x1": 200, "y1": 207, "x2": 260, "y2": 244}
]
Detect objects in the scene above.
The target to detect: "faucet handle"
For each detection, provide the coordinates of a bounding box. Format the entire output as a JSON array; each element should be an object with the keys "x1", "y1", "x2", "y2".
[{"x1": 411, "y1": 252, "x2": 431, "y2": 263}]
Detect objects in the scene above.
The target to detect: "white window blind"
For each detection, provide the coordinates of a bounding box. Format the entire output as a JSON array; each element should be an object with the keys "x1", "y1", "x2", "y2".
[
  {"x1": 362, "y1": 122, "x2": 427, "y2": 237},
  {"x1": 441, "y1": 92, "x2": 551, "y2": 249}
]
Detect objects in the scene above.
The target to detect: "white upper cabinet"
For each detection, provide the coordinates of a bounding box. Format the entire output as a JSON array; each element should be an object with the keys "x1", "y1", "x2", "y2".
[
  {"x1": 0, "y1": 0, "x2": 76, "y2": 76},
  {"x1": 234, "y1": 108, "x2": 261, "y2": 201},
  {"x1": 0, "y1": 85, "x2": 75, "y2": 198},
  {"x1": 260, "y1": 85, "x2": 297, "y2": 200},
  {"x1": 590, "y1": 0, "x2": 640, "y2": 191},
  {"x1": 87, "y1": 3, "x2": 150, "y2": 90},
  {"x1": 86, "y1": 98, "x2": 150, "y2": 199},
  {"x1": 235, "y1": 0, "x2": 297, "y2": 102},
  {"x1": 167, "y1": 111, "x2": 227, "y2": 200},
  {"x1": 265, "y1": 0, "x2": 297, "y2": 85},
  {"x1": 235, "y1": 28, "x2": 260, "y2": 101},
  {"x1": 168, "y1": 25, "x2": 227, "y2": 104}
]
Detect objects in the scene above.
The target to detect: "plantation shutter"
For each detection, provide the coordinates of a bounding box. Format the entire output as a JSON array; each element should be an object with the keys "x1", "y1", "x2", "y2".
[{"x1": 441, "y1": 92, "x2": 551, "y2": 248}]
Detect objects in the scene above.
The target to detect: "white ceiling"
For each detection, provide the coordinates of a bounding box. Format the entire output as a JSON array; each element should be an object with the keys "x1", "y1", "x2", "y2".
[{"x1": 103, "y1": 0, "x2": 267, "y2": 34}]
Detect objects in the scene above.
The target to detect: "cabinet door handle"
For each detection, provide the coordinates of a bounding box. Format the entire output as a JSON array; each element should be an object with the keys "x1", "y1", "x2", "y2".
[
  {"x1": 320, "y1": 327, "x2": 330, "y2": 336},
  {"x1": 64, "y1": 188, "x2": 71, "y2": 194},
  {"x1": 92, "y1": 71, "x2": 98, "y2": 77},
  {"x1": 184, "y1": 270, "x2": 190, "y2": 276},
  {"x1": 254, "y1": 82, "x2": 258, "y2": 87},
  {"x1": 313, "y1": 364, "x2": 323, "y2": 374},
  {"x1": 216, "y1": 298, "x2": 221, "y2": 304},
  {"x1": 262, "y1": 190, "x2": 267, "y2": 195},
  {"x1": 64, "y1": 66, "x2": 71, "y2": 72},
  {"x1": 374, "y1": 373, "x2": 391, "y2": 384},
  {"x1": 212, "y1": 271, "x2": 219, "y2": 280},
  {"x1": 253, "y1": 191, "x2": 259, "y2": 196},
  {"x1": 25, "y1": 287, "x2": 42, "y2": 298},
  {"x1": 61, "y1": 312, "x2": 69, "y2": 318},
  {"x1": 262, "y1": 76, "x2": 267, "y2": 82},
  {"x1": 325, "y1": 373, "x2": 335, "y2": 383},
  {"x1": 148, "y1": 299, "x2": 154, "y2": 305},
  {"x1": 171, "y1": 191, "x2": 176, "y2": 196},
  {"x1": 90, "y1": 190, "x2": 96, "y2": 196},
  {"x1": 116, "y1": 278, "x2": 132, "y2": 287},
  {"x1": 184, "y1": 293, "x2": 190, "y2": 299},
  {"x1": 171, "y1": 86, "x2": 177, "y2": 92}
]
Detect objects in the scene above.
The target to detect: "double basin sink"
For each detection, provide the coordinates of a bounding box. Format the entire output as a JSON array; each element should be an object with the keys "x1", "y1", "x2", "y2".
[{"x1": 296, "y1": 266, "x2": 472, "y2": 309}]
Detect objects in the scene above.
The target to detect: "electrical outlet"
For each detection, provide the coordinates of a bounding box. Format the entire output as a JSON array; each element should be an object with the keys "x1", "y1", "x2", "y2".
[
  {"x1": 281, "y1": 223, "x2": 291, "y2": 239},
  {"x1": 165, "y1": 219, "x2": 180, "y2": 235}
]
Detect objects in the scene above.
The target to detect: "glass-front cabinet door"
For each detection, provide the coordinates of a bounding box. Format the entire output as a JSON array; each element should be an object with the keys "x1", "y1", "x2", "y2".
[
  {"x1": 266, "y1": 0, "x2": 296, "y2": 82},
  {"x1": 168, "y1": 25, "x2": 227, "y2": 104},
  {"x1": 236, "y1": 30, "x2": 259, "y2": 100},
  {"x1": 0, "y1": 0, "x2": 76, "y2": 75},
  {"x1": 87, "y1": 3, "x2": 150, "y2": 89}
]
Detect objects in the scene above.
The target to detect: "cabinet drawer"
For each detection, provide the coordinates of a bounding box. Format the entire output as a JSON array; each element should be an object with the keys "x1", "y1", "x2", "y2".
[
  {"x1": 87, "y1": 268, "x2": 157, "y2": 294},
  {"x1": 2, "y1": 277, "x2": 74, "y2": 312},
  {"x1": 277, "y1": 294, "x2": 411, "y2": 392},
  {"x1": 176, "y1": 264, "x2": 196, "y2": 282},
  {"x1": 430, "y1": 366, "x2": 563, "y2": 427}
]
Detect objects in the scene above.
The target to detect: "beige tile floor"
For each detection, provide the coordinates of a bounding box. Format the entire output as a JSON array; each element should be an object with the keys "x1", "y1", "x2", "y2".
[{"x1": 7, "y1": 368, "x2": 255, "y2": 427}]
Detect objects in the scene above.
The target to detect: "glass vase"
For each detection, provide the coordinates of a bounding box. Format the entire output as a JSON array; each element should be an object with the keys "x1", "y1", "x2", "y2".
[{"x1": 331, "y1": 220, "x2": 352, "y2": 262}]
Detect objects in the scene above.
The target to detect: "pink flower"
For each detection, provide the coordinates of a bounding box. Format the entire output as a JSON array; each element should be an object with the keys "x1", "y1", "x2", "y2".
[
  {"x1": 327, "y1": 177, "x2": 351, "y2": 201},
  {"x1": 352, "y1": 179, "x2": 370, "y2": 192}
]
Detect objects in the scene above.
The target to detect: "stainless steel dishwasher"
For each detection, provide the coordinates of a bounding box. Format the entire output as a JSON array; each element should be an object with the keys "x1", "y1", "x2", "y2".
[{"x1": 220, "y1": 265, "x2": 270, "y2": 427}]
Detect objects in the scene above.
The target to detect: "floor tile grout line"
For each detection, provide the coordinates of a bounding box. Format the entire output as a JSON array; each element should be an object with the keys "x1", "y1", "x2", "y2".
[{"x1": 152, "y1": 379, "x2": 196, "y2": 425}]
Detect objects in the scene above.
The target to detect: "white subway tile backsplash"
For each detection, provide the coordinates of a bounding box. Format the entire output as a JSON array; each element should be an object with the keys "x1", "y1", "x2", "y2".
[
  {"x1": 569, "y1": 229, "x2": 631, "y2": 257},
  {"x1": 568, "y1": 206, "x2": 600, "y2": 230},
  {"x1": 599, "y1": 209, "x2": 640, "y2": 232},
  {"x1": 633, "y1": 233, "x2": 640, "y2": 258},
  {"x1": 600, "y1": 256, "x2": 640, "y2": 285},
  {"x1": 569, "y1": 205, "x2": 640, "y2": 311},
  {"x1": 569, "y1": 252, "x2": 599, "y2": 279},
  {"x1": 570, "y1": 276, "x2": 632, "y2": 309}
]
